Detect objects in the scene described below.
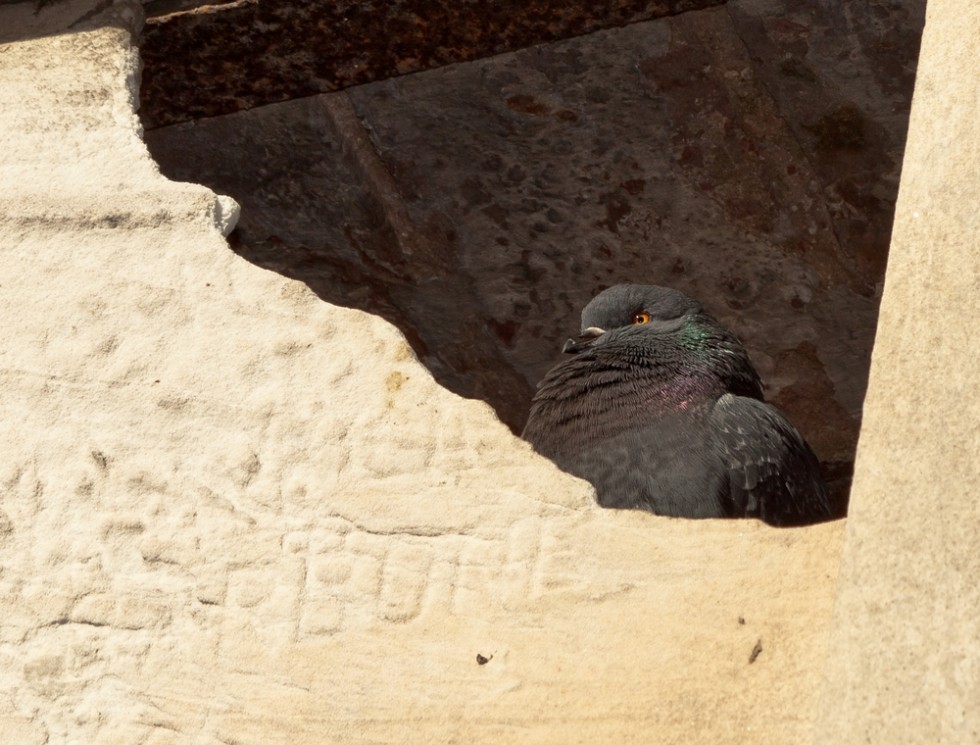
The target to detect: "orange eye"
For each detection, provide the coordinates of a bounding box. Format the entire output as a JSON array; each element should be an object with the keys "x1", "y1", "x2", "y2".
[{"x1": 631, "y1": 311, "x2": 652, "y2": 325}]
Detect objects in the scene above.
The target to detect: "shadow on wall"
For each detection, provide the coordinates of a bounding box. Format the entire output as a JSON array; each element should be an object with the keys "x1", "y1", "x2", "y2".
[{"x1": 143, "y1": 2, "x2": 926, "y2": 517}]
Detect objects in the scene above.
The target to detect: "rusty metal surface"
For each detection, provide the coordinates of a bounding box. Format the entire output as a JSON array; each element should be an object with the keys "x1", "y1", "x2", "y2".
[{"x1": 139, "y1": 0, "x2": 726, "y2": 128}]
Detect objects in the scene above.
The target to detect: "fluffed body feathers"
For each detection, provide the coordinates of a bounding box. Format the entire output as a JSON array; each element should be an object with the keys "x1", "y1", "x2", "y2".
[{"x1": 522, "y1": 284, "x2": 833, "y2": 526}]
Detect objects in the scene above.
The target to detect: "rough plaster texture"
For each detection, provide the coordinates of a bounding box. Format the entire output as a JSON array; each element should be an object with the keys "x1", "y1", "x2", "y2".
[
  {"x1": 0, "y1": 2, "x2": 850, "y2": 744},
  {"x1": 814, "y1": 1, "x2": 980, "y2": 742}
]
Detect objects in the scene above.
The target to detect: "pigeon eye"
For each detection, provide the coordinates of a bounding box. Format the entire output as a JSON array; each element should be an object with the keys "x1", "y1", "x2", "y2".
[{"x1": 631, "y1": 311, "x2": 652, "y2": 325}]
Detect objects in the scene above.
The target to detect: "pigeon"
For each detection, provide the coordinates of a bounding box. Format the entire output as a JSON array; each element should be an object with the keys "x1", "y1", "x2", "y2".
[{"x1": 522, "y1": 284, "x2": 833, "y2": 526}]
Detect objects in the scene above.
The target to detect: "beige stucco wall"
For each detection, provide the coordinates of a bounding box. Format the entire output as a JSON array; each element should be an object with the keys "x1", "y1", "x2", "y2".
[
  {"x1": 0, "y1": 0, "x2": 976, "y2": 743},
  {"x1": 814, "y1": 1, "x2": 980, "y2": 742}
]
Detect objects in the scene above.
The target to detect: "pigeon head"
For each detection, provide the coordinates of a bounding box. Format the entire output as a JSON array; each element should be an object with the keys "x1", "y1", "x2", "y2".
[
  {"x1": 557, "y1": 283, "x2": 763, "y2": 400},
  {"x1": 563, "y1": 284, "x2": 704, "y2": 354}
]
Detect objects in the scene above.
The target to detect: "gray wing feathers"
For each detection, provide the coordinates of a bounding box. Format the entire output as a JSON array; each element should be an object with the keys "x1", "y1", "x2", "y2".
[{"x1": 709, "y1": 394, "x2": 831, "y2": 526}]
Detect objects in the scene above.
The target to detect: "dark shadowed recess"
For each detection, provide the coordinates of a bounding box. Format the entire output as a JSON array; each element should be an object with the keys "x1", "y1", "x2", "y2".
[
  {"x1": 139, "y1": 0, "x2": 727, "y2": 128},
  {"x1": 143, "y1": 1, "x2": 926, "y2": 517}
]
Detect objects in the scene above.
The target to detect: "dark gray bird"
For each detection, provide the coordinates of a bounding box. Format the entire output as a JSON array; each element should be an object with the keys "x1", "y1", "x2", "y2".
[{"x1": 522, "y1": 284, "x2": 832, "y2": 526}]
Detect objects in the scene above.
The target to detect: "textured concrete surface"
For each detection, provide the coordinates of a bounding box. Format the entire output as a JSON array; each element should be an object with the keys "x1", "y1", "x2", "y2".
[
  {"x1": 0, "y1": 2, "x2": 848, "y2": 744},
  {"x1": 146, "y1": 0, "x2": 925, "y2": 513},
  {"x1": 814, "y1": 2, "x2": 980, "y2": 742},
  {"x1": 138, "y1": 0, "x2": 727, "y2": 128}
]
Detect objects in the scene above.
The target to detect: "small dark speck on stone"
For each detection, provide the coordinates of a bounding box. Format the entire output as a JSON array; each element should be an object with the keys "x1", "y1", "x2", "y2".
[
  {"x1": 476, "y1": 653, "x2": 492, "y2": 665},
  {"x1": 779, "y1": 56, "x2": 817, "y2": 82},
  {"x1": 749, "y1": 639, "x2": 763, "y2": 664},
  {"x1": 805, "y1": 104, "x2": 867, "y2": 151},
  {"x1": 620, "y1": 178, "x2": 646, "y2": 195},
  {"x1": 738, "y1": 616, "x2": 746, "y2": 625},
  {"x1": 91, "y1": 450, "x2": 109, "y2": 471}
]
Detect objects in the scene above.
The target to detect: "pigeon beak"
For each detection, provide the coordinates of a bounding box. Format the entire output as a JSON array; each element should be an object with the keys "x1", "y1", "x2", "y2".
[{"x1": 562, "y1": 326, "x2": 606, "y2": 354}]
